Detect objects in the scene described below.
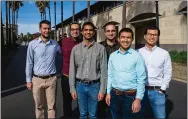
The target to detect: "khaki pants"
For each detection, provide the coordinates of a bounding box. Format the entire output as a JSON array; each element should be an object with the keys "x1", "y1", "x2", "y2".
[{"x1": 32, "y1": 76, "x2": 57, "y2": 119}]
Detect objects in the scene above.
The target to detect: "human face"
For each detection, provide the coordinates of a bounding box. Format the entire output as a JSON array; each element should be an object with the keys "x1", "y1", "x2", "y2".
[
  {"x1": 118, "y1": 31, "x2": 133, "y2": 50},
  {"x1": 39, "y1": 23, "x2": 51, "y2": 39},
  {"x1": 82, "y1": 25, "x2": 95, "y2": 40},
  {"x1": 70, "y1": 24, "x2": 80, "y2": 38},
  {"x1": 144, "y1": 29, "x2": 159, "y2": 47},
  {"x1": 105, "y1": 25, "x2": 116, "y2": 41}
]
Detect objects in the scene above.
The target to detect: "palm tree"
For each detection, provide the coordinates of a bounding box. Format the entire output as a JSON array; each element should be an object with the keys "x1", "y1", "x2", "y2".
[
  {"x1": 54, "y1": 1, "x2": 56, "y2": 40},
  {"x1": 122, "y1": 1, "x2": 126, "y2": 28},
  {"x1": 35, "y1": 1, "x2": 46, "y2": 20},
  {"x1": 5, "y1": 1, "x2": 9, "y2": 48},
  {"x1": 61, "y1": 1, "x2": 63, "y2": 38},
  {"x1": 72, "y1": 1, "x2": 75, "y2": 22},
  {"x1": 46, "y1": 1, "x2": 51, "y2": 23},
  {"x1": 87, "y1": 1, "x2": 90, "y2": 21},
  {"x1": 1, "y1": 2, "x2": 4, "y2": 50},
  {"x1": 9, "y1": 1, "x2": 24, "y2": 48}
]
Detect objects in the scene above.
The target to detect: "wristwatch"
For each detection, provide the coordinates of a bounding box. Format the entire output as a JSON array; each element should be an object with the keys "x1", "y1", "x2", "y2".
[{"x1": 159, "y1": 89, "x2": 166, "y2": 94}]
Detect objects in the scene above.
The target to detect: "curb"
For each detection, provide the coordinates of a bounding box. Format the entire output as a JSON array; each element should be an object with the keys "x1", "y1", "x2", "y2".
[{"x1": 173, "y1": 78, "x2": 187, "y2": 83}]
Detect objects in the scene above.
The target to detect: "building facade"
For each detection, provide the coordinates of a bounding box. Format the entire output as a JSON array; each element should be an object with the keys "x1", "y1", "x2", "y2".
[{"x1": 55, "y1": 1, "x2": 187, "y2": 51}]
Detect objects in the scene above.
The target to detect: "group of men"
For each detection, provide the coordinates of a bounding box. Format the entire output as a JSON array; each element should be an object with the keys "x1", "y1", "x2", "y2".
[{"x1": 26, "y1": 20, "x2": 172, "y2": 119}]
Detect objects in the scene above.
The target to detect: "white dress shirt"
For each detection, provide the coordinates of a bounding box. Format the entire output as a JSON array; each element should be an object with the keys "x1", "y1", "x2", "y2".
[{"x1": 138, "y1": 46, "x2": 172, "y2": 90}]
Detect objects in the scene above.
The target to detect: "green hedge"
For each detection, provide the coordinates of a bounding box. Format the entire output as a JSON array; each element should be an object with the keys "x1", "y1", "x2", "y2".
[{"x1": 169, "y1": 51, "x2": 187, "y2": 64}]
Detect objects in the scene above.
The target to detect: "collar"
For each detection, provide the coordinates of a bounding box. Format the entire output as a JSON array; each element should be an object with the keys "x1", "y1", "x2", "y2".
[
  {"x1": 38, "y1": 37, "x2": 51, "y2": 44},
  {"x1": 105, "y1": 39, "x2": 118, "y2": 47},
  {"x1": 82, "y1": 40, "x2": 95, "y2": 48},
  {"x1": 117, "y1": 47, "x2": 133, "y2": 55},
  {"x1": 144, "y1": 45, "x2": 157, "y2": 51}
]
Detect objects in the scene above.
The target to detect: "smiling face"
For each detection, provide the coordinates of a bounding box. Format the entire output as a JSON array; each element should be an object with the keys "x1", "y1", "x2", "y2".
[
  {"x1": 118, "y1": 31, "x2": 133, "y2": 50},
  {"x1": 104, "y1": 24, "x2": 116, "y2": 41},
  {"x1": 82, "y1": 25, "x2": 95, "y2": 40},
  {"x1": 70, "y1": 24, "x2": 80, "y2": 38},
  {"x1": 40, "y1": 23, "x2": 51, "y2": 39},
  {"x1": 144, "y1": 29, "x2": 159, "y2": 47}
]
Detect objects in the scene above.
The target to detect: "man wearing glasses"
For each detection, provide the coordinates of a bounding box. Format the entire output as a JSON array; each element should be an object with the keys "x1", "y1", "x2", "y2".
[
  {"x1": 69, "y1": 22, "x2": 107, "y2": 119},
  {"x1": 138, "y1": 26, "x2": 172, "y2": 118},
  {"x1": 98, "y1": 21, "x2": 120, "y2": 118},
  {"x1": 61, "y1": 22, "x2": 82, "y2": 118}
]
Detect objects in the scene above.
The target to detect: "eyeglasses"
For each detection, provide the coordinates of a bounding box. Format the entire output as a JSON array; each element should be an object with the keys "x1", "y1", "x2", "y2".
[
  {"x1": 147, "y1": 33, "x2": 158, "y2": 37},
  {"x1": 71, "y1": 28, "x2": 79, "y2": 31},
  {"x1": 105, "y1": 30, "x2": 116, "y2": 33},
  {"x1": 83, "y1": 29, "x2": 94, "y2": 32}
]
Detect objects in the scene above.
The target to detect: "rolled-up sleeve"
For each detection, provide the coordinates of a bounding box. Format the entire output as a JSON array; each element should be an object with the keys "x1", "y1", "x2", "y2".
[
  {"x1": 26, "y1": 42, "x2": 34, "y2": 83},
  {"x1": 135, "y1": 55, "x2": 146, "y2": 100}
]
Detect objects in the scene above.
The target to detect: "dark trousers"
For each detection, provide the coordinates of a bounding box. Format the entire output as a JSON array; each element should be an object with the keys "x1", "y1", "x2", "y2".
[
  {"x1": 61, "y1": 75, "x2": 72, "y2": 117},
  {"x1": 98, "y1": 94, "x2": 112, "y2": 118},
  {"x1": 110, "y1": 89, "x2": 143, "y2": 119}
]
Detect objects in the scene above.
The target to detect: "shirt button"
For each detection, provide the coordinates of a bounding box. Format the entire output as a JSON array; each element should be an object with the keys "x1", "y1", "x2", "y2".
[
  {"x1": 87, "y1": 62, "x2": 88, "y2": 63},
  {"x1": 87, "y1": 69, "x2": 88, "y2": 70}
]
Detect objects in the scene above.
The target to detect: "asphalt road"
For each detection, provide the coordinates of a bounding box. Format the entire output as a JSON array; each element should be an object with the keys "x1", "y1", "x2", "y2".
[{"x1": 1, "y1": 46, "x2": 187, "y2": 118}]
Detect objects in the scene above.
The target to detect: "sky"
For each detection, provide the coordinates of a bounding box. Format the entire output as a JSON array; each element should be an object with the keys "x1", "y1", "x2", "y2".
[{"x1": 1, "y1": 1, "x2": 96, "y2": 35}]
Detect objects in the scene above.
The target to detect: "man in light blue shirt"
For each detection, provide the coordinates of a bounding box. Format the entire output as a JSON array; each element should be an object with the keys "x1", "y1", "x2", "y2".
[
  {"x1": 105, "y1": 28, "x2": 146, "y2": 119},
  {"x1": 25, "y1": 20, "x2": 61, "y2": 119}
]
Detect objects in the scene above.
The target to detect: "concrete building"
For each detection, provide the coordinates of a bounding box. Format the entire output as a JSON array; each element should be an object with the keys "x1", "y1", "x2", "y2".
[{"x1": 55, "y1": 1, "x2": 187, "y2": 51}]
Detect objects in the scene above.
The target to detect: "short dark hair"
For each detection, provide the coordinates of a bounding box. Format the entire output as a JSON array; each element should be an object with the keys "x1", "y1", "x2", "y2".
[
  {"x1": 69, "y1": 22, "x2": 81, "y2": 31},
  {"x1": 81, "y1": 22, "x2": 96, "y2": 31},
  {"x1": 103, "y1": 21, "x2": 117, "y2": 31},
  {"x1": 119, "y1": 28, "x2": 134, "y2": 39},
  {"x1": 144, "y1": 26, "x2": 160, "y2": 36},
  {"x1": 39, "y1": 20, "x2": 51, "y2": 28}
]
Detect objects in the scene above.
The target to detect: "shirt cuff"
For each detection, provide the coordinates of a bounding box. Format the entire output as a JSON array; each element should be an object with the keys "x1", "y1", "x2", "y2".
[
  {"x1": 26, "y1": 78, "x2": 32, "y2": 83},
  {"x1": 70, "y1": 86, "x2": 76, "y2": 93},
  {"x1": 135, "y1": 94, "x2": 143, "y2": 100},
  {"x1": 161, "y1": 85, "x2": 167, "y2": 91}
]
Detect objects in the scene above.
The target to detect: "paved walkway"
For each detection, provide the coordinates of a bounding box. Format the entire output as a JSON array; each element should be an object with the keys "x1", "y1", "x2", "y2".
[{"x1": 1, "y1": 46, "x2": 187, "y2": 118}]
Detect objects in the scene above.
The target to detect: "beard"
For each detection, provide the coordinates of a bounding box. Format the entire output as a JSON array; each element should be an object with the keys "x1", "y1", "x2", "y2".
[{"x1": 41, "y1": 34, "x2": 49, "y2": 39}]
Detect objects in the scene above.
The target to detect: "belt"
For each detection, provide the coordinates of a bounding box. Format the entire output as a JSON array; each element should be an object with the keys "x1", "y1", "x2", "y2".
[
  {"x1": 33, "y1": 74, "x2": 56, "y2": 79},
  {"x1": 76, "y1": 78, "x2": 100, "y2": 84},
  {"x1": 145, "y1": 86, "x2": 161, "y2": 90},
  {"x1": 112, "y1": 88, "x2": 136, "y2": 96}
]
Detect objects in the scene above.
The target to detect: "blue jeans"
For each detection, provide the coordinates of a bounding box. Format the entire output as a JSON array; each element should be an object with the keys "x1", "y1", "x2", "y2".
[
  {"x1": 110, "y1": 89, "x2": 143, "y2": 119},
  {"x1": 76, "y1": 81, "x2": 100, "y2": 119},
  {"x1": 143, "y1": 89, "x2": 166, "y2": 118}
]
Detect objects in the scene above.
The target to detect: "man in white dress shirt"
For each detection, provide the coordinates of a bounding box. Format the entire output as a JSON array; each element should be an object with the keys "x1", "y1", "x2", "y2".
[{"x1": 138, "y1": 26, "x2": 172, "y2": 119}]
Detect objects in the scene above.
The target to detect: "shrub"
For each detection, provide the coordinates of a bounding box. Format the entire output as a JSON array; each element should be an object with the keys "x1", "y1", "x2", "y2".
[{"x1": 169, "y1": 51, "x2": 187, "y2": 64}]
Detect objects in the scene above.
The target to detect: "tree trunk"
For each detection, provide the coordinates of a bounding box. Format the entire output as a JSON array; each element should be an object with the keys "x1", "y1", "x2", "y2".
[
  {"x1": 122, "y1": 1, "x2": 126, "y2": 28},
  {"x1": 54, "y1": 1, "x2": 56, "y2": 40},
  {"x1": 87, "y1": 1, "x2": 90, "y2": 21},
  {"x1": 41, "y1": 12, "x2": 42, "y2": 21},
  {"x1": 12, "y1": 8, "x2": 14, "y2": 48},
  {"x1": 1, "y1": 3, "x2": 4, "y2": 50},
  {"x1": 44, "y1": 9, "x2": 46, "y2": 20},
  {"x1": 6, "y1": 1, "x2": 9, "y2": 48},
  {"x1": 61, "y1": 1, "x2": 63, "y2": 38},
  {"x1": 49, "y1": 4, "x2": 51, "y2": 24},
  {"x1": 8, "y1": 4, "x2": 11, "y2": 48},
  {"x1": 72, "y1": 1, "x2": 75, "y2": 22}
]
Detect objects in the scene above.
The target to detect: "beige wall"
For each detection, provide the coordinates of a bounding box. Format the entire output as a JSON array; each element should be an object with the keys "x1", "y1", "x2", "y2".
[
  {"x1": 159, "y1": 1, "x2": 187, "y2": 44},
  {"x1": 62, "y1": 1, "x2": 187, "y2": 49},
  {"x1": 91, "y1": 5, "x2": 123, "y2": 42}
]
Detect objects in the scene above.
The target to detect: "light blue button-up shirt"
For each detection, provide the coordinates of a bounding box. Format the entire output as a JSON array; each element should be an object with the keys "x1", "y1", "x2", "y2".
[
  {"x1": 26, "y1": 37, "x2": 61, "y2": 82},
  {"x1": 107, "y1": 48, "x2": 146, "y2": 100}
]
